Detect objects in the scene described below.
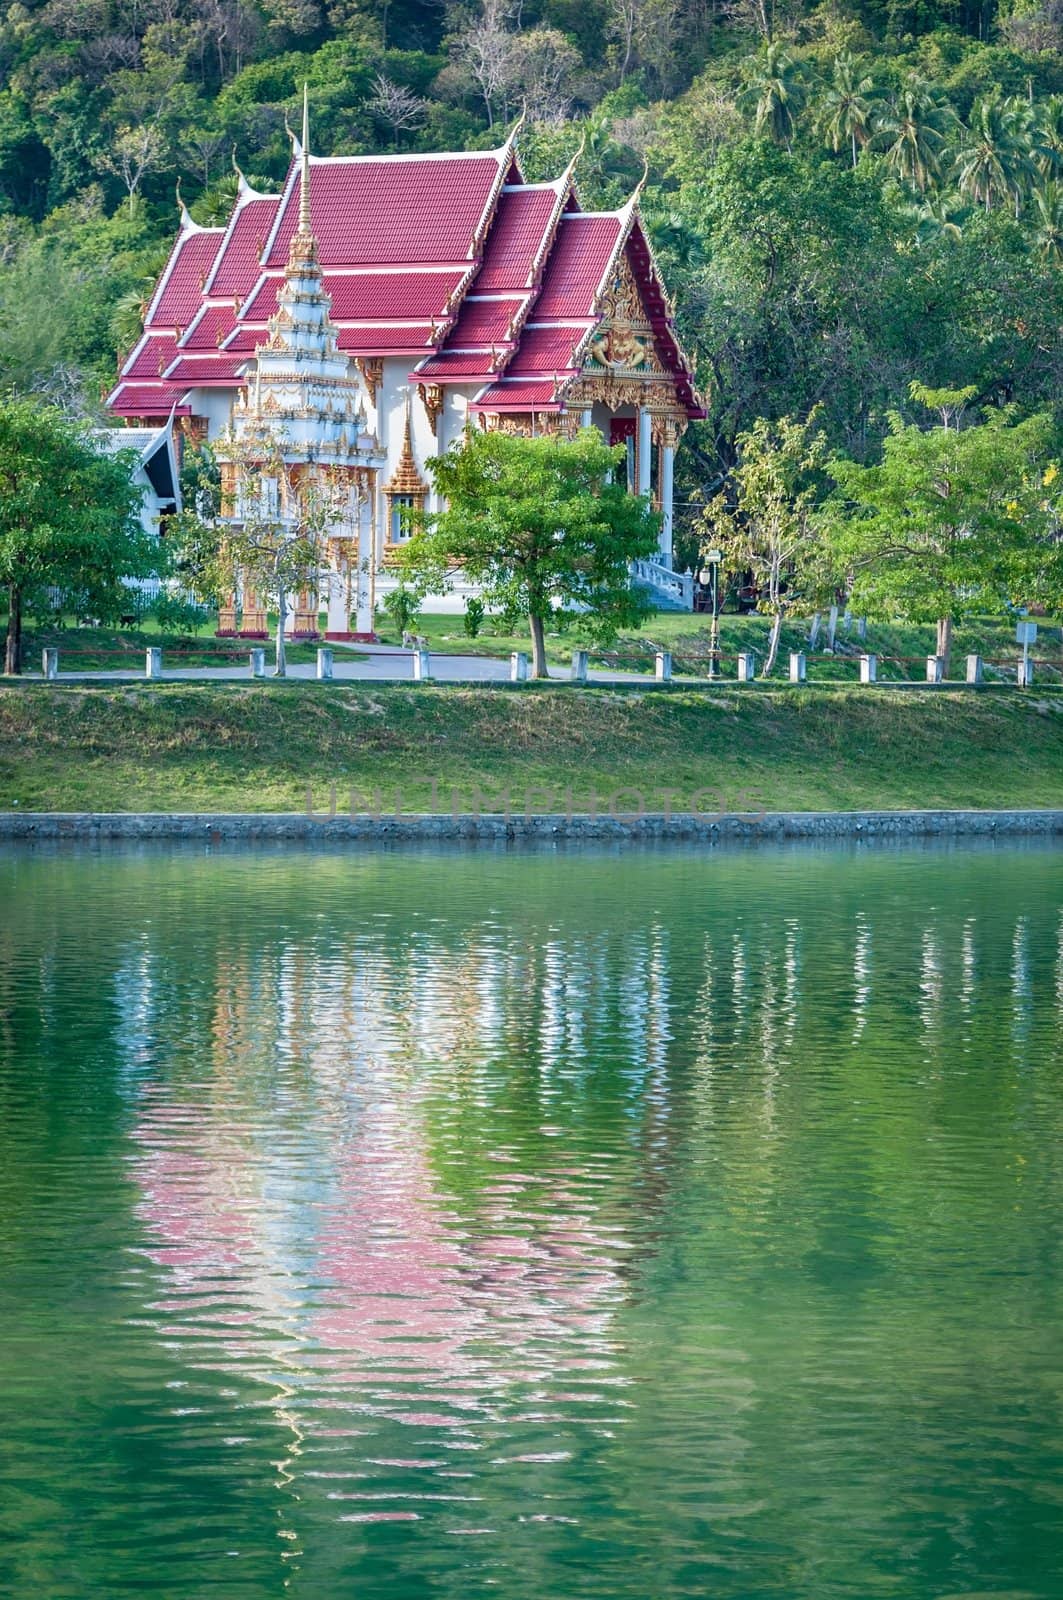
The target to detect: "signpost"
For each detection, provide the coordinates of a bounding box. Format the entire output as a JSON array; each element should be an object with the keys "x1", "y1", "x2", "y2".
[
  {"x1": 699, "y1": 549, "x2": 723, "y2": 680},
  {"x1": 1016, "y1": 620, "x2": 1036, "y2": 688}
]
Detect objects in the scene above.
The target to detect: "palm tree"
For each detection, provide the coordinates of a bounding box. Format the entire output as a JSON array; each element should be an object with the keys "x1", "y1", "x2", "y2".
[
  {"x1": 1034, "y1": 95, "x2": 1063, "y2": 181},
  {"x1": 952, "y1": 97, "x2": 1036, "y2": 217},
  {"x1": 872, "y1": 75, "x2": 955, "y2": 194},
  {"x1": 739, "y1": 43, "x2": 806, "y2": 153},
  {"x1": 817, "y1": 52, "x2": 879, "y2": 168},
  {"x1": 1031, "y1": 182, "x2": 1063, "y2": 263},
  {"x1": 898, "y1": 191, "x2": 971, "y2": 247}
]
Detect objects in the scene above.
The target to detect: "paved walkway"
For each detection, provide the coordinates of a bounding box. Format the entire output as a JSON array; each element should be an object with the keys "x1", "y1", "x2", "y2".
[{"x1": 29, "y1": 640, "x2": 679, "y2": 687}]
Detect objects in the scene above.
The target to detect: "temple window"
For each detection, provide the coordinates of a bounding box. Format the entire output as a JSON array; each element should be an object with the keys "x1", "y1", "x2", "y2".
[
  {"x1": 389, "y1": 494, "x2": 417, "y2": 544},
  {"x1": 383, "y1": 405, "x2": 427, "y2": 551}
]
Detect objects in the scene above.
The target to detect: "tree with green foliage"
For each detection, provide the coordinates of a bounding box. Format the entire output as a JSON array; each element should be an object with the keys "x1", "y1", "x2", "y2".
[
  {"x1": 739, "y1": 43, "x2": 806, "y2": 152},
  {"x1": 397, "y1": 427, "x2": 660, "y2": 678},
  {"x1": 820, "y1": 388, "x2": 1060, "y2": 674},
  {"x1": 696, "y1": 412, "x2": 830, "y2": 676},
  {"x1": 953, "y1": 97, "x2": 1036, "y2": 215},
  {"x1": 817, "y1": 52, "x2": 880, "y2": 168},
  {"x1": 872, "y1": 75, "x2": 955, "y2": 192},
  {"x1": 0, "y1": 397, "x2": 156, "y2": 674}
]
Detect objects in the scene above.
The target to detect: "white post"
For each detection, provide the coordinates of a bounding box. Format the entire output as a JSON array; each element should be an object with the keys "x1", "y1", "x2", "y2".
[
  {"x1": 860, "y1": 654, "x2": 878, "y2": 684},
  {"x1": 571, "y1": 649, "x2": 588, "y2": 683},
  {"x1": 655, "y1": 650, "x2": 672, "y2": 682},
  {"x1": 510, "y1": 651, "x2": 529, "y2": 682},
  {"x1": 413, "y1": 649, "x2": 431, "y2": 682},
  {"x1": 638, "y1": 407, "x2": 652, "y2": 498},
  {"x1": 145, "y1": 648, "x2": 162, "y2": 679},
  {"x1": 926, "y1": 655, "x2": 944, "y2": 684},
  {"x1": 660, "y1": 444, "x2": 675, "y2": 567},
  {"x1": 737, "y1": 652, "x2": 755, "y2": 682},
  {"x1": 249, "y1": 649, "x2": 265, "y2": 677},
  {"x1": 827, "y1": 605, "x2": 839, "y2": 651},
  {"x1": 317, "y1": 648, "x2": 334, "y2": 680},
  {"x1": 966, "y1": 654, "x2": 983, "y2": 685},
  {"x1": 580, "y1": 408, "x2": 592, "y2": 429},
  {"x1": 1018, "y1": 656, "x2": 1034, "y2": 688},
  {"x1": 42, "y1": 648, "x2": 58, "y2": 680},
  {"x1": 789, "y1": 651, "x2": 806, "y2": 683}
]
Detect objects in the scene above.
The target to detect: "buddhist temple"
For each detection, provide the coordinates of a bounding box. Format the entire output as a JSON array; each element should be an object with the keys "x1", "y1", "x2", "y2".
[{"x1": 107, "y1": 94, "x2": 703, "y2": 635}]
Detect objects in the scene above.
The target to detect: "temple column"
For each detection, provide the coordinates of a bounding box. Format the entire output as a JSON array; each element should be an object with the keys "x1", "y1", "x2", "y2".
[
  {"x1": 354, "y1": 496, "x2": 374, "y2": 636},
  {"x1": 638, "y1": 407, "x2": 652, "y2": 498},
  {"x1": 581, "y1": 408, "x2": 592, "y2": 430},
  {"x1": 660, "y1": 443, "x2": 675, "y2": 568},
  {"x1": 325, "y1": 568, "x2": 348, "y2": 635}
]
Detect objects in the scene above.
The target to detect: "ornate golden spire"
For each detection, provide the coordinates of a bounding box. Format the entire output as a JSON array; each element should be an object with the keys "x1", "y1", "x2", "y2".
[{"x1": 287, "y1": 82, "x2": 318, "y2": 269}]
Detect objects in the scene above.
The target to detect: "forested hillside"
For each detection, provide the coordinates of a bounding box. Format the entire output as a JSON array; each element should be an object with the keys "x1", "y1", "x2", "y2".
[{"x1": 1, "y1": 0, "x2": 1061, "y2": 510}]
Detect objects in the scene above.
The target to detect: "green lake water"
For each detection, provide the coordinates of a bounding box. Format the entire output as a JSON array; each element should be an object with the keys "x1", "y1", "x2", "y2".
[{"x1": 2, "y1": 841, "x2": 1062, "y2": 1599}]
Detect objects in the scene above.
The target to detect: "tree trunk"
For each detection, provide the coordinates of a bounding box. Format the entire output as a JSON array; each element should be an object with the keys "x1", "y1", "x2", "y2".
[
  {"x1": 936, "y1": 615, "x2": 953, "y2": 679},
  {"x1": 763, "y1": 610, "x2": 783, "y2": 676},
  {"x1": 274, "y1": 587, "x2": 287, "y2": 678},
  {"x1": 529, "y1": 611, "x2": 548, "y2": 679},
  {"x1": 5, "y1": 584, "x2": 22, "y2": 676}
]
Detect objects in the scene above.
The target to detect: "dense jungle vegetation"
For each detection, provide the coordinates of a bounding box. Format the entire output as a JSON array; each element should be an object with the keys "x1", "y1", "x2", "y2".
[{"x1": 0, "y1": 0, "x2": 1061, "y2": 513}]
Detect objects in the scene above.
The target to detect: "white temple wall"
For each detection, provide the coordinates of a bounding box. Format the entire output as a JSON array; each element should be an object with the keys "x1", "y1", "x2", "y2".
[{"x1": 188, "y1": 387, "x2": 236, "y2": 441}]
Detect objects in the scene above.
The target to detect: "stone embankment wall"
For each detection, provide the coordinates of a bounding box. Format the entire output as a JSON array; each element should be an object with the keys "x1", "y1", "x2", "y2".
[{"x1": 2, "y1": 810, "x2": 1063, "y2": 843}]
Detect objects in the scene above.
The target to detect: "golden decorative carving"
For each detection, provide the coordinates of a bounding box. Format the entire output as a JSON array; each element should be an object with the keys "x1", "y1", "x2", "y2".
[
  {"x1": 384, "y1": 411, "x2": 426, "y2": 497},
  {"x1": 354, "y1": 357, "x2": 383, "y2": 404},
  {"x1": 417, "y1": 382, "x2": 444, "y2": 432}
]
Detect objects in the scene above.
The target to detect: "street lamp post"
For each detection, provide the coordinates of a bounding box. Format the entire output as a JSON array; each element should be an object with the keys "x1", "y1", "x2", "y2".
[{"x1": 699, "y1": 549, "x2": 723, "y2": 680}]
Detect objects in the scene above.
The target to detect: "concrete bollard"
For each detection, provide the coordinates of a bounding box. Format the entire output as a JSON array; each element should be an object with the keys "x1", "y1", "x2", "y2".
[
  {"x1": 859, "y1": 654, "x2": 878, "y2": 684},
  {"x1": 510, "y1": 651, "x2": 529, "y2": 682},
  {"x1": 316, "y1": 647, "x2": 334, "y2": 681},
  {"x1": 966, "y1": 654, "x2": 983, "y2": 685},
  {"x1": 736, "y1": 652, "x2": 755, "y2": 683},
  {"x1": 655, "y1": 650, "x2": 672, "y2": 683},
  {"x1": 249, "y1": 649, "x2": 265, "y2": 678},
  {"x1": 926, "y1": 654, "x2": 945, "y2": 684},
  {"x1": 145, "y1": 647, "x2": 162, "y2": 680},
  {"x1": 42, "y1": 648, "x2": 58, "y2": 680},
  {"x1": 570, "y1": 649, "x2": 588, "y2": 683},
  {"x1": 789, "y1": 651, "x2": 806, "y2": 683},
  {"x1": 412, "y1": 648, "x2": 431, "y2": 682},
  {"x1": 1018, "y1": 657, "x2": 1034, "y2": 688}
]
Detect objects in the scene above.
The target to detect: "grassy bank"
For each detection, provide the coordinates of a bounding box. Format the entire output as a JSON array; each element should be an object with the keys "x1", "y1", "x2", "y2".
[{"x1": 4, "y1": 681, "x2": 1063, "y2": 814}]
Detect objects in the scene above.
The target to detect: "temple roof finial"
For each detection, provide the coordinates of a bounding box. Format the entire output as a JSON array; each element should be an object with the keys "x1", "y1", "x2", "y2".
[
  {"x1": 299, "y1": 83, "x2": 311, "y2": 236},
  {"x1": 176, "y1": 178, "x2": 195, "y2": 232}
]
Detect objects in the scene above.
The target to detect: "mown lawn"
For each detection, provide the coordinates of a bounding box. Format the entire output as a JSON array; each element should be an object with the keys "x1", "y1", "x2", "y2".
[{"x1": 4, "y1": 679, "x2": 1063, "y2": 815}]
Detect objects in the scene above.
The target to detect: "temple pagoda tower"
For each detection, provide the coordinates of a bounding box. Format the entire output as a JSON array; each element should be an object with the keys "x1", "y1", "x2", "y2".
[{"x1": 217, "y1": 90, "x2": 384, "y2": 639}]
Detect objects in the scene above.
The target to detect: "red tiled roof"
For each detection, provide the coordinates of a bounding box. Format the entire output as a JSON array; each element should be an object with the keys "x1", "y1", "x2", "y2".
[
  {"x1": 164, "y1": 353, "x2": 249, "y2": 385},
  {"x1": 471, "y1": 380, "x2": 560, "y2": 410},
  {"x1": 473, "y1": 186, "x2": 560, "y2": 291},
  {"x1": 149, "y1": 229, "x2": 225, "y2": 328},
  {"x1": 508, "y1": 325, "x2": 584, "y2": 375},
  {"x1": 205, "y1": 195, "x2": 281, "y2": 298},
  {"x1": 336, "y1": 325, "x2": 435, "y2": 355},
  {"x1": 108, "y1": 381, "x2": 189, "y2": 416},
  {"x1": 324, "y1": 270, "x2": 466, "y2": 323},
  {"x1": 238, "y1": 275, "x2": 280, "y2": 321},
  {"x1": 180, "y1": 304, "x2": 236, "y2": 350},
  {"x1": 415, "y1": 352, "x2": 499, "y2": 380},
  {"x1": 125, "y1": 333, "x2": 177, "y2": 379},
  {"x1": 264, "y1": 154, "x2": 504, "y2": 268},
  {"x1": 533, "y1": 215, "x2": 621, "y2": 320},
  {"x1": 443, "y1": 296, "x2": 523, "y2": 346}
]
